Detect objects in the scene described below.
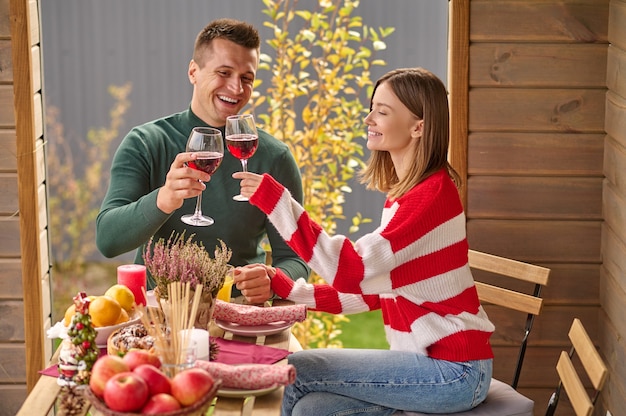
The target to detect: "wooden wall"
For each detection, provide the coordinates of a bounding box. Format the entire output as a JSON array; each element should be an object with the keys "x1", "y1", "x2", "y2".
[
  {"x1": 600, "y1": 0, "x2": 626, "y2": 413},
  {"x1": 460, "y1": 1, "x2": 610, "y2": 414},
  {"x1": 1, "y1": 0, "x2": 51, "y2": 414}
]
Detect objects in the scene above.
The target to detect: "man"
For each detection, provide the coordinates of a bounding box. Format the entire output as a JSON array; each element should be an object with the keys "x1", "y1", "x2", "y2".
[{"x1": 96, "y1": 18, "x2": 309, "y2": 303}]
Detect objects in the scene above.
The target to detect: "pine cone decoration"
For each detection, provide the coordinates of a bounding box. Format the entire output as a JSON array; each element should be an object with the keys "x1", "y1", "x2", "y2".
[{"x1": 56, "y1": 385, "x2": 86, "y2": 416}]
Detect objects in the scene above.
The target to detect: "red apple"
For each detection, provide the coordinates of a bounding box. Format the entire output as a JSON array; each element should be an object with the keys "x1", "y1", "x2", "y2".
[
  {"x1": 133, "y1": 363, "x2": 172, "y2": 396},
  {"x1": 140, "y1": 393, "x2": 182, "y2": 414},
  {"x1": 171, "y1": 368, "x2": 215, "y2": 406},
  {"x1": 122, "y1": 348, "x2": 161, "y2": 370},
  {"x1": 103, "y1": 371, "x2": 149, "y2": 412},
  {"x1": 89, "y1": 355, "x2": 130, "y2": 398}
]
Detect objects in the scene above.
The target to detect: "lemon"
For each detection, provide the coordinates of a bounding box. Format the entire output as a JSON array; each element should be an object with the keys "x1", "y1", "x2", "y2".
[
  {"x1": 114, "y1": 308, "x2": 129, "y2": 325},
  {"x1": 89, "y1": 296, "x2": 122, "y2": 327},
  {"x1": 104, "y1": 284, "x2": 135, "y2": 313}
]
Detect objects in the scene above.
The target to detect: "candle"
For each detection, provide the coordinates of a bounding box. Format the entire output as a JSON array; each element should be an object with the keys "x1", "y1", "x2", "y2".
[{"x1": 117, "y1": 264, "x2": 147, "y2": 306}]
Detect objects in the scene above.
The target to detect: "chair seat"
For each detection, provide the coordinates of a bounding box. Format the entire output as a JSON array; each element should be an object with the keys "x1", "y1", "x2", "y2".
[{"x1": 393, "y1": 378, "x2": 534, "y2": 416}]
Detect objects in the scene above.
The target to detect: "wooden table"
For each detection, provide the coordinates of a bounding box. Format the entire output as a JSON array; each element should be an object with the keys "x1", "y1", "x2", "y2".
[{"x1": 17, "y1": 298, "x2": 301, "y2": 416}]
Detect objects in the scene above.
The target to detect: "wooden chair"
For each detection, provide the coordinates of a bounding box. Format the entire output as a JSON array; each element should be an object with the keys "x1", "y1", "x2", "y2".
[
  {"x1": 395, "y1": 249, "x2": 550, "y2": 416},
  {"x1": 545, "y1": 318, "x2": 608, "y2": 416}
]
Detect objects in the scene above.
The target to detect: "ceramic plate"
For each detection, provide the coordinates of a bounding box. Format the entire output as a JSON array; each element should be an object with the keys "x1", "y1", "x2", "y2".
[
  {"x1": 215, "y1": 319, "x2": 293, "y2": 337},
  {"x1": 217, "y1": 385, "x2": 279, "y2": 398}
]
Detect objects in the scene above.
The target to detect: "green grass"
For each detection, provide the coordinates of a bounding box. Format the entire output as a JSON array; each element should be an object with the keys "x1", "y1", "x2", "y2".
[{"x1": 335, "y1": 310, "x2": 389, "y2": 349}]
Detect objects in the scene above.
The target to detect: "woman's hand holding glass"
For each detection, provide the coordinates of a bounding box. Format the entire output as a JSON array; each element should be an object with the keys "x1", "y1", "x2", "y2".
[
  {"x1": 225, "y1": 114, "x2": 258, "y2": 201},
  {"x1": 232, "y1": 171, "x2": 264, "y2": 200}
]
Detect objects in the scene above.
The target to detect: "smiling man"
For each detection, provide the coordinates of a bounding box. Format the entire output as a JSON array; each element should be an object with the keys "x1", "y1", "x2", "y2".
[{"x1": 96, "y1": 19, "x2": 309, "y2": 301}]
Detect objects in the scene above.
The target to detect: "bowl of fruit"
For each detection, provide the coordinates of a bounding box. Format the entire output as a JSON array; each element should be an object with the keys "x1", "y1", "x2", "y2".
[
  {"x1": 61, "y1": 284, "x2": 142, "y2": 347},
  {"x1": 85, "y1": 351, "x2": 220, "y2": 415}
]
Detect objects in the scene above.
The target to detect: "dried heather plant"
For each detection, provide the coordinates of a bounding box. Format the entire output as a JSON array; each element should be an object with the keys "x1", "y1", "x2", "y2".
[{"x1": 143, "y1": 231, "x2": 232, "y2": 300}]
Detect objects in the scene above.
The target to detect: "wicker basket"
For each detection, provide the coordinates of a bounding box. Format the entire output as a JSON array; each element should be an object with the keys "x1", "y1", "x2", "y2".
[{"x1": 83, "y1": 380, "x2": 221, "y2": 416}]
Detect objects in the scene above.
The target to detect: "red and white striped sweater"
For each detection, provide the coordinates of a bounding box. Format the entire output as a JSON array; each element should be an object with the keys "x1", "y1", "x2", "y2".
[{"x1": 250, "y1": 169, "x2": 494, "y2": 362}]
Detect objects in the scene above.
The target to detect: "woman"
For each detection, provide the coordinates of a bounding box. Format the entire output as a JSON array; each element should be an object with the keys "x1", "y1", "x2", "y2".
[{"x1": 233, "y1": 67, "x2": 494, "y2": 415}]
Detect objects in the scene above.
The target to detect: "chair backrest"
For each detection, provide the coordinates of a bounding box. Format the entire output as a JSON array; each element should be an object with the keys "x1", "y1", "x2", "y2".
[
  {"x1": 545, "y1": 318, "x2": 608, "y2": 416},
  {"x1": 468, "y1": 249, "x2": 550, "y2": 389}
]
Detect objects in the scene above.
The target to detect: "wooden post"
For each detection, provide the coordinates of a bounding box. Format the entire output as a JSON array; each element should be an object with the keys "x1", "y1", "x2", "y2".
[
  {"x1": 448, "y1": 0, "x2": 470, "y2": 208},
  {"x1": 9, "y1": 0, "x2": 46, "y2": 392}
]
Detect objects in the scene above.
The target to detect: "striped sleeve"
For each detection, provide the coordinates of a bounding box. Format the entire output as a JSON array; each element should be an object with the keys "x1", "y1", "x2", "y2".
[{"x1": 271, "y1": 269, "x2": 380, "y2": 315}]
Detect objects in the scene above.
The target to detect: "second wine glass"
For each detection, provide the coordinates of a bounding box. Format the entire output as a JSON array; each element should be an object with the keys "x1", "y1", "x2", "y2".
[
  {"x1": 181, "y1": 127, "x2": 224, "y2": 226},
  {"x1": 225, "y1": 114, "x2": 259, "y2": 201}
]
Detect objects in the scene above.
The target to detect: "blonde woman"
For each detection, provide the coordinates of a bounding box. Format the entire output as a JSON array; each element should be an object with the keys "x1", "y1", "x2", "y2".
[{"x1": 234, "y1": 67, "x2": 494, "y2": 415}]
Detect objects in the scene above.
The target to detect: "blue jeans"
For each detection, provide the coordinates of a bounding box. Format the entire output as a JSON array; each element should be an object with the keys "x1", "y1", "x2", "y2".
[{"x1": 282, "y1": 349, "x2": 492, "y2": 416}]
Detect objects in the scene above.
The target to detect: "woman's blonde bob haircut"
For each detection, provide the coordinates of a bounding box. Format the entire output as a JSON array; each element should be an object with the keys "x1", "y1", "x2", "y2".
[{"x1": 360, "y1": 67, "x2": 460, "y2": 199}]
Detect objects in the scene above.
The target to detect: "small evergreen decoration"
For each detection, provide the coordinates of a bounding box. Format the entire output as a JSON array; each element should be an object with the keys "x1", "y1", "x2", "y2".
[{"x1": 64, "y1": 292, "x2": 99, "y2": 385}]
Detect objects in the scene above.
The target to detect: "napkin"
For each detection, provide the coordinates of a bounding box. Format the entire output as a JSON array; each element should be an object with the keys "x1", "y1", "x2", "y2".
[
  {"x1": 213, "y1": 337, "x2": 290, "y2": 365},
  {"x1": 213, "y1": 299, "x2": 307, "y2": 326},
  {"x1": 195, "y1": 360, "x2": 296, "y2": 390},
  {"x1": 39, "y1": 339, "x2": 289, "y2": 378}
]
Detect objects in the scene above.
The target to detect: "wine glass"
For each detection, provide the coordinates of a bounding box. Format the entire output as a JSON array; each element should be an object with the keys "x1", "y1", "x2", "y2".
[
  {"x1": 225, "y1": 114, "x2": 259, "y2": 201},
  {"x1": 181, "y1": 127, "x2": 224, "y2": 226}
]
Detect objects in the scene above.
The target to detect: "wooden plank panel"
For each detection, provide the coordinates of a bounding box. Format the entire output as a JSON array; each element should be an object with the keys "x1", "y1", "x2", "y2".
[
  {"x1": 468, "y1": 132, "x2": 604, "y2": 176},
  {"x1": 470, "y1": 1, "x2": 608, "y2": 42},
  {"x1": 35, "y1": 137, "x2": 44, "y2": 184},
  {"x1": 0, "y1": 130, "x2": 16, "y2": 172},
  {"x1": 609, "y1": 0, "x2": 626, "y2": 49},
  {"x1": 470, "y1": 43, "x2": 607, "y2": 87},
  {"x1": 0, "y1": 0, "x2": 9, "y2": 36},
  {"x1": 467, "y1": 219, "x2": 602, "y2": 263},
  {"x1": 542, "y1": 264, "x2": 599, "y2": 306},
  {"x1": 469, "y1": 89, "x2": 606, "y2": 132},
  {"x1": 30, "y1": 44, "x2": 40, "y2": 92},
  {"x1": 39, "y1": 228, "x2": 48, "y2": 281},
  {"x1": 0, "y1": 40, "x2": 11, "y2": 82},
  {"x1": 34, "y1": 92, "x2": 42, "y2": 138},
  {"x1": 492, "y1": 346, "x2": 562, "y2": 387},
  {"x1": 467, "y1": 176, "x2": 603, "y2": 219},
  {"x1": 41, "y1": 272, "x2": 50, "y2": 324},
  {"x1": 43, "y1": 316, "x2": 53, "y2": 362},
  {"x1": 485, "y1": 304, "x2": 598, "y2": 347},
  {"x1": 0, "y1": 259, "x2": 22, "y2": 298},
  {"x1": 37, "y1": 182, "x2": 46, "y2": 230},
  {"x1": 474, "y1": 263, "x2": 600, "y2": 305},
  {"x1": 0, "y1": 217, "x2": 20, "y2": 255},
  {"x1": 598, "y1": 314, "x2": 626, "y2": 415},
  {"x1": 0, "y1": 344, "x2": 27, "y2": 382},
  {"x1": 603, "y1": 182, "x2": 626, "y2": 247},
  {"x1": 0, "y1": 385, "x2": 29, "y2": 416},
  {"x1": 0, "y1": 300, "x2": 25, "y2": 340},
  {"x1": 602, "y1": 224, "x2": 626, "y2": 290},
  {"x1": 600, "y1": 261, "x2": 626, "y2": 344},
  {"x1": 28, "y1": 0, "x2": 38, "y2": 45},
  {"x1": 0, "y1": 173, "x2": 18, "y2": 214},
  {"x1": 0, "y1": 85, "x2": 15, "y2": 126},
  {"x1": 606, "y1": 90, "x2": 626, "y2": 149},
  {"x1": 604, "y1": 137, "x2": 626, "y2": 198},
  {"x1": 607, "y1": 45, "x2": 626, "y2": 98}
]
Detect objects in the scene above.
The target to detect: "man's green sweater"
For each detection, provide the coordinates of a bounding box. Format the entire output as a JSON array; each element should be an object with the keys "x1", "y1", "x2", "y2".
[{"x1": 96, "y1": 108, "x2": 310, "y2": 291}]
